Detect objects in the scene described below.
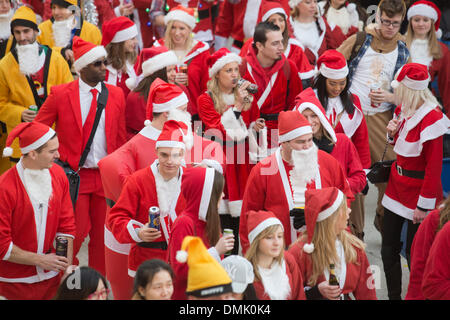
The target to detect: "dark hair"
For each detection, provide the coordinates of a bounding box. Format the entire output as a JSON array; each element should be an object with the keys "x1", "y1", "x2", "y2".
[
  {"x1": 134, "y1": 67, "x2": 168, "y2": 99},
  {"x1": 263, "y1": 13, "x2": 290, "y2": 50},
  {"x1": 252, "y1": 21, "x2": 281, "y2": 51},
  {"x1": 132, "y1": 259, "x2": 174, "y2": 300},
  {"x1": 378, "y1": 0, "x2": 407, "y2": 18},
  {"x1": 313, "y1": 74, "x2": 355, "y2": 115},
  {"x1": 205, "y1": 170, "x2": 225, "y2": 246},
  {"x1": 243, "y1": 283, "x2": 259, "y2": 300},
  {"x1": 54, "y1": 266, "x2": 108, "y2": 300}
]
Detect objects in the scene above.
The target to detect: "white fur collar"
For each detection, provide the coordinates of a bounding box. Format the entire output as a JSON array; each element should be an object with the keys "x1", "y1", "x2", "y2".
[
  {"x1": 259, "y1": 260, "x2": 291, "y2": 300},
  {"x1": 410, "y1": 39, "x2": 433, "y2": 67},
  {"x1": 22, "y1": 167, "x2": 52, "y2": 204},
  {"x1": 152, "y1": 161, "x2": 182, "y2": 219},
  {"x1": 326, "y1": 6, "x2": 352, "y2": 34}
]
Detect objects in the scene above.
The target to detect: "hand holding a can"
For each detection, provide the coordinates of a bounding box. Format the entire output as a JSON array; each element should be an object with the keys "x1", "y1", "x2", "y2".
[
  {"x1": 214, "y1": 229, "x2": 235, "y2": 256},
  {"x1": 138, "y1": 225, "x2": 162, "y2": 242},
  {"x1": 369, "y1": 87, "x2": 396, "y2": 107},
  {"x1": 36, "y1": 253, "x2": 69, "y2": 272}
]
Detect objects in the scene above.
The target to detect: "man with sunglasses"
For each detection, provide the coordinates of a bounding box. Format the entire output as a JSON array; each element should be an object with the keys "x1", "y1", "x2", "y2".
[
  {"x1": 35, "y1": 36, "x2": 127, "y2": 277},
  {"x1": 337, "y1": 0, "x2": 409, "y2": 240}
]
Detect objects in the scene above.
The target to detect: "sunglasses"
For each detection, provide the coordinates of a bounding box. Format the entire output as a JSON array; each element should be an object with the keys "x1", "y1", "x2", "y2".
[{"x1": 91, "y1": 59, "x2": 107, "y2": 67}]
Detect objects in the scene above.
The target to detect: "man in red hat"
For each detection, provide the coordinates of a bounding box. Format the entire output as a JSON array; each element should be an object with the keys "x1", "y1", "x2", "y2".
[
  {"x1": 0, "y1": 122, "x2": 76, "y2": 300},
  {"x1": 239, "y1": 109, "x2": 353, "y2": 254},
  {"x1": 0, "y1": 6, "x2": 73, "y2": 175},
  {"x1": 35, "y1": 36, "x2": 127, "y2": 276}
]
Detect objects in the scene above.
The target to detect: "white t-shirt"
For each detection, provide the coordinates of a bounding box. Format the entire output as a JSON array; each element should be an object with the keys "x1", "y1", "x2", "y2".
[{"x1": 350, "y1": 46, "x2": 398, "y2": 114}]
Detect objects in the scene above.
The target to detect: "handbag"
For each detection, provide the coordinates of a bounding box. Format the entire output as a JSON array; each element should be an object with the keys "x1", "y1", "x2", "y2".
[
  {"x1": 54, "y1": 83, "x2": 109, "y2": 208},
  {"x1": 366, "y1": 138, "x2": 395, "y2": 184}
]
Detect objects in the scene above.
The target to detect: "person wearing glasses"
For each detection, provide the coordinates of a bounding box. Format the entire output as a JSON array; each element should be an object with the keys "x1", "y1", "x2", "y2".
[
  {"x1": 35, "y1": 36, "x2": 127, "y2": 277},
  {"x1": 337, "y1": 0, "x2": 410, "y2": 236}
]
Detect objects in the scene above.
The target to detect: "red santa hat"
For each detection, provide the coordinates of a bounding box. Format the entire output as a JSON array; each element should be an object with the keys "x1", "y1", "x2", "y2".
[
  {"x1": 407, "y1": 0, "x2": 442, "y2": 39},
  {"x1": 145, "y1": 78, "x2": 189, "y2": 125},
  {"x1": 247, "y1": 210, "x2": 283, "y2": 245},
  {"x1": 303, "y1": 187, "x2": 345, "y2": 254},
  {"x1": 156, "y1": 119, "x2": 189, "y2": 150},
  {"x1": 126, "y1": 46, "x2": 178, "y2": 90},
  {"x1": 278, "y1": 110, "x2": 313, "y2": 143},
  {"x1": 259, "y1": 1, "x2": 288, "y2": 23},
  {"x1": 207, "y1": 48, "x2": 242, "y2": 78},
  {"x1": 391, "y1": 63, "x2": 430, "y2": 91},
  {"x1": 72, "y1": 36, "x2": 107, "y2": 73},
  {"x1": 317, "y1": 50, "x2": 349, "y2": 80},
  {"x1": 3, "y1": 122, "x2": 55, "y2": 157},
  {"x1": 101, "y1": 16, "x2": 138, "y2": 47},
  {"x1": 294, "y1": 87, "x2": 337, "y2": 143},
  {"x1": 164, "y1": 5, "x2": 196, "y2": 30}
]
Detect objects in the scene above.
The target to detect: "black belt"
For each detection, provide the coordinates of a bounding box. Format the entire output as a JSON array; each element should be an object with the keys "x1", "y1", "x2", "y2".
[
  {"x1": 260, "y1": 113, "x2": 279, "y2": 121},
  {"x1": 232, "y1": 39, "x2": 244, "y2": 49},
  {"x1": 203, "y1": 134, "x2": 247, "y2": 147},
  {"x1": 198, "y1": 3, "x2": 219, "y2": 21},
  {"x1": 137, "y1": 241, "x2": 168, "y2": 250},
  {"x1": 396, "y1": 164, "x2": 425, "y2": 179}
]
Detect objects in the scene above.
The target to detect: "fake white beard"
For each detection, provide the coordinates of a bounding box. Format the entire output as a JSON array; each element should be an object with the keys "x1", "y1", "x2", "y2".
[
  {"x1": 52, "y1": 17, "x2": 75, "y2": 47},
  {"x1": 0, "y1": 9, "x2": 13, "y2": 40},
  {"x1": 290, "y1": 143, "x2": 319, "y2": 187},
  {"x1": 17, "y1": 42, "x2": 41, "y2": 76},
  {"x1": 154, "y1": 169, "x2": 179, "y2": 215},
  {"x1": 259, "y1": 260, "x2": 291, "y2": 300},
  {"x1": 23, "y1": 168, "x2": 52, "y2": 204},
  {"x1": 326, "y1": 6, "x2": 352, "y2": 34},
  {"x1": 168, "y1": 108, "x2": 194, "y2": 150}
]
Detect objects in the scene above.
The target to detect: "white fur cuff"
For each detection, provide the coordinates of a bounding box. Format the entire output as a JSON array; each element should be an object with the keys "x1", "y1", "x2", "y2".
[{"x1": 220, "y1": 108, "x2": 248, "y2": 142}]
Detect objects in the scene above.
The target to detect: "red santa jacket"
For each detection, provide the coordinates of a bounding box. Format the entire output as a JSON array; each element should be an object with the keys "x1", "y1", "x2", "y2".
[
  {"x1": 421, "y1": 220, "x2": 450, "y2": 300},
  {"x1": 0, "y1": 161, "x2": 76, "y2": 283},
  {"x1": 240, "y1": 147, "x2": 354, "y2": 254},
  {"x1": 35, "y1": 79, "x2": 127, "y2": 171},
  {"x1": 406, "y1": 209, "x2": 440, "y2": 300},
  {"x1": 107, "y1": 162, "x2": 186, "y2": 275},
  {"x1": 288, "y1": 234, "x2": 377, "y2": 300},
  {"x1": 253, "y1": 251, "x2": 306, "y2": 300},
  {"x1": 382, "y1": 103, "x2": 449, "y2": 220}
]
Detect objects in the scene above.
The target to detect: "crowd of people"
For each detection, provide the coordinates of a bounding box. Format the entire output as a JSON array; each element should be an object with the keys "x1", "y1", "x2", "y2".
[{"x1": 0, "y1": 0, "x2": 449, "y2": 301}]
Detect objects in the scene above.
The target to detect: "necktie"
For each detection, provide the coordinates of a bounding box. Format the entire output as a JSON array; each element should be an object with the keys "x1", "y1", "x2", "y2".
[{"x1": 82, "y1": 88, "x2": 98, "y2": 149}]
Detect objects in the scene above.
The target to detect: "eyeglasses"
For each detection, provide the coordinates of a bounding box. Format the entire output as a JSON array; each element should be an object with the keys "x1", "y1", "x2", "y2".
[
  {"x1": 88, "y1": 288, "x2": 110, "y2": 300},
  {"x1": 379, "y1": 17, "x2": 401, "y2": 28},
  {"x1": 91, "y1": 59, "x2": 107, "y2": 67}
]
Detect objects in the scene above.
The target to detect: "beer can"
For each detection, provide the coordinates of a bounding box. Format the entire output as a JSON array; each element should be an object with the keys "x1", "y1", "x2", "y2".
[
  {"x1": 55, "y1": 237, "x2": 68, "y2": 257},
  {"x1": 370, "y1": 83, "x2": 381, "y2": 108},
  {"x1": 223, "y1": 229, "x2": 234, "y2": 256},
  {"x1": 148, "y1": 206, "x2": 160, "y2": 231},
  {"x1": 29, "y1": 105, "x2": 38, "y2": 112}
]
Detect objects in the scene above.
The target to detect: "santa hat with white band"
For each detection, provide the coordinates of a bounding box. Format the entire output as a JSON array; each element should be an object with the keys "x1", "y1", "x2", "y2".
[
  {"x1": 72, "y1": 36, "x2": 107, "y2": 73},
  {"x1": 303, "y1": 187, "x2": 345, "y2": 253},
  {"x1": 260, "y1": 1, "x2": 287, "y2": 22},
  {"x1": 101, "y1": 16, "x2": 138, "y2": 46},
  {"x1": 3, "y1": 122, "x2": 55, "y2": 157},
  {"x1": 391, "y1": 63, "x2": 430, "y2": 91},
  {"x1": 156, "y1": 120, "x2": 189, "y2": 150},
  {"x1": 247, "y1": 210, "x2": 284, "y2": 245},
  {"x1": 278, "y1": 110, "x2": 313, "y2": 143},
  {"x1": 407, "y1": 0, "x2": 442, "y2": 39},
  {"x1": 317, "y1": 50, "x2": 349, "y2": 80},
  {"x1": 164, "y1": 5, "x2": 196, "y2": 30},
  {"x1": 207, "y1": 48, "x2": 242, "y2": 79}
]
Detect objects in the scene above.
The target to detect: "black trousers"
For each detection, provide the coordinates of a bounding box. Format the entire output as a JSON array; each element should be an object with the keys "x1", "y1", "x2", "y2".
[
  {"x1": 219, "y1": 214, "x2": 240, "y2": 255},
  {"x1": 381, "y1": 208, "x2": 420, "y2": 300}
]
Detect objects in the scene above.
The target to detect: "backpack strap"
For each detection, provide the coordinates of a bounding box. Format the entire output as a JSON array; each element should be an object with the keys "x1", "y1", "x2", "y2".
[{"x1": 349, "y1": 31, "x2": 367, "y2": 62}]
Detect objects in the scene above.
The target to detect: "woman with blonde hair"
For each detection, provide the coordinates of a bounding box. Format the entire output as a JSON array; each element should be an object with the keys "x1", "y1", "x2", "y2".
[
  {"x1": 405, "y1": 0, "x2": 450, "y2": 117},
  {"x1": 288, "y1": 187, "x2": 377, "y2": 300},
  {"x1": 245, "y1": 210, "x2": 306, "y2": 300}
]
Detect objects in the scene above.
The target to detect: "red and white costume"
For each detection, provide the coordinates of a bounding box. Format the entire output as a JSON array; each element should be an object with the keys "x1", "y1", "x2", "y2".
[{"x1": 239, "y1": 111, "x2": 353, "y2": 254}]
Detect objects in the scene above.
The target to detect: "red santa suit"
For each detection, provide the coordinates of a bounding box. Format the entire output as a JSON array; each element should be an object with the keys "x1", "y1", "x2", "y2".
[
  {"x1": 406, "y1": 208, "x2": 440, "y2": 300},
  {"x1": 421, "y1": 220, "x2": 450, "y2": 300},
  {"x1": 168, "y1": 167, "x2": 223, "y2": 300},
  {"x1": 239, "y1": 111, "x2": 353, "y2": 254}
]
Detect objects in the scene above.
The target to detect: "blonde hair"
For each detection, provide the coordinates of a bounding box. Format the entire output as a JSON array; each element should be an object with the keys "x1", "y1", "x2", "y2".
[
  {"x1": 245, "y1": 224, "x2": 284, "y2": 282},
  {"x1": 301, "y1": 199, "x2": 365, "y2": 286},
  {"x1": 405, "y1": 21, "x2": 442, "y2": 60},
  {"x1": 164, "y1": 20, "x2": 193, "y2": 51},
  {"x1": 206, "y1": 75, "x2": 252, "y2": 115},
  {"x1": 393, "y1": 82, "x2": 441, "y2": 118}
]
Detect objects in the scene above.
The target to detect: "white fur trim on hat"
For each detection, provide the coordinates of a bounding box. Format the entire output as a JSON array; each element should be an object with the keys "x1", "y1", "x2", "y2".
[
  {"x1": 155, "y1": 140, "x2": 185, "y2": 150},
  {"x1": 73, "y1": 45, "x2": 107, "y2": 73},
  {"x1": 142, "y1": 51, "x2": 178, "y2": 78},
  {"x1": 20, "y1": 127, "x2": 56, "y2": 154},
  {"x1": 319, "y1": 64, "x2": 349, "y2": 80},
  {"x1": 407, "y1": 3, "x2": 438, "y2": 22},
  {"x1": 262, "y1": 7, "x2": 287, "y2": 22},
  {"x1": 200, "y1": 158, "x2": 223, "y2": 175},
  {"x1": 198, "y1": 167, "x2": 215, "y2": 222},
  {"x1": 209, "y1": 53, "x2": 242, "y2": 78},
  {"x1": 317, "y1": 190, "x2": 344, "y2": 222},
  {"x1": 164, "y1": 9, "x2": 196, "y2": 30},
  {"x1": 176, "y1": 250, "x2": 188, "y2": 263},
  {"x1": 288, "y1": 0, "x2": 303, "y2": 9},
  {"x1": 278, "y1": 126, "x2": 312, "y2": 143},
  {"x1": 248, "y1": 217, "x2": 283, "y2": 244},
  {"x1": 111, "y1": 24, "x2": 138, "y2": 43},
  {"x1": 153, "y1": 92, "x2": 189, "y2": 113},
  {"x1": 392, "y1": 75, "x2": 430, "y2": 91},
  {"x1": 296, "y1": 102, "x2": 337, "y2": 143}
]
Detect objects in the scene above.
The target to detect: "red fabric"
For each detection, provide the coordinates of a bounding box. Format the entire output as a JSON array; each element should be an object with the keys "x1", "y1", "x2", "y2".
[
  {"x1": 125, "y1": 91, "x2": 147, "y2": 139},
  {"x1": 0, "y1": 274, "x2": 62, "y2": 300},
  {"x1": 252, "y1": 251, "x2": 306, "y2": 300},
  {"x1": 288, "y1": 233, "x2": 377, "y2": 300},
  {"x1": 82, "y1": 89, "x2": 98, "y2": 149},
  {"x1": 104, "y1": 247, "x2": 134, "y2": 300},
  {"x1": 325, "y1": 19, "x2": 359, "y2": 49},
  {"x1": 105, "y1": 68, "x2": 131, "y2": 98},
  {"x1": 421, "y1": 220, "x2": 450, "y2": 300},
  {"x1": 430, "y1": 42, "x2": 450, "y2": 118},
  {"x1": 406, "y1": 209, "x2": 440, "y2": 300}
]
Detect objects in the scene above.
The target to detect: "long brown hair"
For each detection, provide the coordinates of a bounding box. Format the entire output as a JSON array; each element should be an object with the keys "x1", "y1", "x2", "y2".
[
  {"x1": 405, "y1": 21, "x2": 443, "y2": 60},
  {"x1": 205, "y1": 170, "x2": 225, "y2": 246},
  {"x1": 438, "y1": 196, "x2": 450, "y2": 232},
  {"x1": 105, "y1": 41, "x2": 137, "y2": 71},
  {"x1": 133, "y1": 68, "x2": 168, "y2": 99}
]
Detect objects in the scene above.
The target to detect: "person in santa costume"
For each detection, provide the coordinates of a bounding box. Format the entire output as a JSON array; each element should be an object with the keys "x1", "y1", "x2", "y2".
[
  {"x1": 241, "y1": 21, "x2": 302, "y2": 155},
  {"x1": 107, "y1": 120, "x2": 188, "y2": 280},
  {"x1": 37, "y1": 0, "x2": 102, "y2": 68},
  {"x1": 198, "y1": 48, "x2": 260, "y2": 255},
  {"x1": 175, "y1": 236, "x2": 234, "y2": 300},
  {"x1": 0, "y1": 122, "x2": 76, "y2": 300},
  {"x1": 405, "y1": 0, "x2": 450, "y2": 118},
  {"x1": 35, "y1": 36, "x2": 127, "y2": 276},
  {"x1": 406, "y1": 196, "x2": 450, "y2": 300},
  {"x1": 152, "y1": 5, "x2": 210, "y2": 122},
  {"x1": 381, "y1": 62, "x2": 450, "y2": 300},
  {"x1": 239, "y1": 110, "x2": 353, "y2": 254},
  {"x1": 102, "y1": 16, "x2": 138, "y2": 98},
  {"x1": 239, "y1": 1, "x2": 316, "y2": 89},
  {"x1": 0, "y1": 5, "x2": 72, "y2": 173},
  {"x1": 169, "y1": 166, "x2": 234, "y2": 299},
  {"x1": 288, "y1": 187, "x2": 377, "y2": 300},
  {"x1": 243, "y1": 210, "x2": 305, "y2": 300},
  {"x1": 295, "y1": 87, "x2": 366, "y2": 240},
  {"x1": 421, "y1": 203, "x2": 450, "y2": 300},
  {"x1": 288, "y1": 0, "x2": 336, "y2": 66},
  {"x1": 0, "y1": 0, "x2": 14, "y2": 59},
  {"x1": 318, "y1": 0, "x2": 364, "y2": 48},
  {"x1": 125, "y1": 46, "x2": 179, "y2": 139}
]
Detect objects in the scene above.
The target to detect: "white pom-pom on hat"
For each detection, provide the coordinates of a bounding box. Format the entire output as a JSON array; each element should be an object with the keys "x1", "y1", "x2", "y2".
[
  {"x1": 436, "y1": 28, "x2": 442, "y2": 39},
  {"x1": 391, "y1": 80, "x2": 400, "y2": 89},
  {"x1": 2, "y1": 147, "x2": 13, "y2": 157},
  {"x1": 125, "y1": 77, "x2": 136, "y2": 90},
  {"x1": 176, "y1": 250, "x2": 188, "y2": 263},
  {"x1": 346, "y1": 3, "x2": 356, "y2": 13},
  {"x1": 144, "y1": 119, "x2": 152, "y2": 127},
  {"x1": 303, "y1": 243, "x2": 315, "y2": 254}
]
